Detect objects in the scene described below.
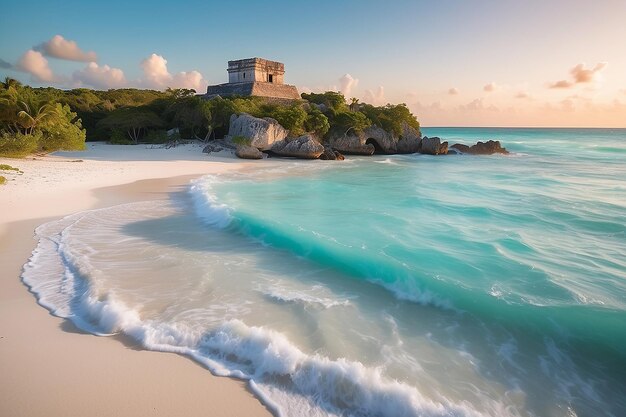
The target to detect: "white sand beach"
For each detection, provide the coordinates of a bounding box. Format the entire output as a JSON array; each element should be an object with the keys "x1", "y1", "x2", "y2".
[{"x1": 0, "y1": 142, "x2": 272, "y2": 417}]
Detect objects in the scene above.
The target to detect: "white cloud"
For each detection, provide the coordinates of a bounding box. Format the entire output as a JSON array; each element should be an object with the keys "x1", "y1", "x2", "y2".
[
  {"x1": 16, "y1": 50, "x2": 57, "y2": 82},
  {"x1": 515, "y1": 91, "x2": 530, "y2": 99},
  {"x1": 550, "y1": 62, "x2": 608, "y2": 89},
  {"x1": 35, "y1": 35, "x2": 97, "y2": 62},
  {"x1": 363, "y1": 86, "x2": 385, "y2": 105},
  {"x1": 339, "y1": 73, "x2": 359, "y2": 98},
  {"x1": 73, "y1": 62, "x2": 126, "y2": 89},
  {"x1": 139, "y1": 53, "x2": 207, "y2": 91},
  {"x1": 448, "y1": 87, "x2": 459, "y2": 95}
]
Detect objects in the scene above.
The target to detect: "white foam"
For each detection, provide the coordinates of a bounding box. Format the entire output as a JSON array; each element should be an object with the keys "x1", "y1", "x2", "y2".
[
  {"x1": 189, "y1": 175, "x2": 234, "y2": 229},
  {"x1": 22, "y1": 205, "x2": 497, "y2": 417},
  {"x1": 259, "y1": 282, "x2": 352, "y2": 309}
]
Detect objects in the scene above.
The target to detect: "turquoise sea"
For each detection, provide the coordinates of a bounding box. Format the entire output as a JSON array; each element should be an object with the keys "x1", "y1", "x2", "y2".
[{"x1": 24, "y1": 128, "x2": 626, "y2": 416}]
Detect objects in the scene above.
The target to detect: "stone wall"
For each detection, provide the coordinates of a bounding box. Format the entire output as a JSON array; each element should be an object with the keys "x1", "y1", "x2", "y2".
[{"x1": 205, "y1": 82, "x2": 300, "y2": 100}]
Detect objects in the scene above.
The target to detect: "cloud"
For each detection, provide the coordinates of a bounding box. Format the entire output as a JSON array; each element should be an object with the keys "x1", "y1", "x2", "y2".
[
  {"x1": 339, "y1": 73, "x2": 359, "y2": 98},
  {"x1": 515, "y1": 91, "x2": 530, "y2": 99},
  {"x1": 16, "y1": 50, "x2": 58, "y2": 82},
  {"x1": 460, "y1": 98, "x2": 499, "y2": 112},
  {"x1": 139, "y1": 53, "x2": 207, "y2": 91},
  {"x1": 363, "y1": 86, "x2": 385, "y2": 105},
  {"x1": 73, "y1": 62, "x2": 126, "y2": 89},
  {"x1": 483, "y1": 82, "x2": 499, "y2": 92},
  {"x1": 34, "y1": 35, "x2": 97, "y2": 62},
  {"x1": 448, "y1": 87, "x2": 459, "y2": 95},
  {"x1": 550, "y1": 62, "x2": 608, "y2": 89},
  {"x1": 0, "y1": 58, "x2": 12, "y2": 69},
  {"x1": 571, "y1": 62, "x2": 607, "y2": 83},
  {"x1": 550, "y1": 80, "x2": 573, "y2": 89}
]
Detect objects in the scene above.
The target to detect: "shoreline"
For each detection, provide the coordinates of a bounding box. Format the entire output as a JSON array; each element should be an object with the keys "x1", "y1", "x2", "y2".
[{"x1": 0, "y1": 143, "x2": 273, "y2": 417}]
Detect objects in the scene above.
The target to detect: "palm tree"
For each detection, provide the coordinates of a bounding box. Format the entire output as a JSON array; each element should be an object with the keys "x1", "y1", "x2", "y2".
[
  {"x1": 349, "y1": 97, "x2": 359, "y2": 112},
  {"x1": 17, "y1": 100, "x2": 57, "y2": 135},
  {"x1": 1, "y1": 77, "x2": 22, "y2": 91}
]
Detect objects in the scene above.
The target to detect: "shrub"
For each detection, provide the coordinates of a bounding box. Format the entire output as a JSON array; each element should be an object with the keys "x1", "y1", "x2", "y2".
[
  {"x1": 0, "y1": 131, "x2": 41, "y2": 157},
  {"x1": 39, "y1": 103, "x2": 86, "y2": 152},
  {"x1": 0, "y1": 164, "x2": 21, "y2": 172},
  {"x1": 144, "y1": 129, "x2": 170, "y2": 144},
  {"x1": 0, "y1": 176, "x2": 6, "y2": 185},
  {"x1": 231, "y1": 135, "x2": 252, "y2": 146},
  {"x1": 266, "y1": 105, "x2": 307, "y2": 137},
  {"x1": 108, "y1": 130, "x2": 135, "y2": 145}
]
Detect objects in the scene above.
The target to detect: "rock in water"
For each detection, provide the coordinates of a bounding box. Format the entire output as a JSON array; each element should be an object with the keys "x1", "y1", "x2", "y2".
[
  {"x1": 319, "y1": 146, "x2": 346, "y2": 161},
  {"x1": 451, "y1": 140, "x2": 509, "y2": 155},
  {"x1": 419, "y1": 136, "x2": 448, "y2": 155},
  {"x1": 228, "y1": 113, "x2": 288, "y2": 150},
  {"x1": 271, "y1": 135, "x2": 325, "y2": 159},
  {"x1": 235, "y1": 144, "x2": 264, "y2": 159}
]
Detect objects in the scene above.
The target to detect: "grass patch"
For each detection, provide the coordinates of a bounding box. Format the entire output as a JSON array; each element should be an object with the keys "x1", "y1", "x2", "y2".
[
  {"x1": 231, "y1": 135, "x2": 252, "y2": 146},
  {"x1": 0, "y1": 164, "x2": 22, "y2": 173}
]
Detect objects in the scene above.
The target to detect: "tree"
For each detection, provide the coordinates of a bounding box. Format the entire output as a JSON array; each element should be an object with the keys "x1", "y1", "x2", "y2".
[
  {"x1": 17, "y1": 100, "x2": 58, "y2": 135},
  {"x1": 165, "y1": 96, "x2": 212, "y2": 140},
  {"x1": 304, "y1": 107, "x2": 330, "y2": 138},
  {"x1": 39, "y1": 103, "x2": 86, "y2": 151},
  {"x1": 301, "y1": 91, "x2": 348, "y2": 113},
  {"x1": 333, "y1": 111, "x2": 371, "y2": 136},
  {"x1": 359, "y1": 103, "x2": 420, "y2": 137},
  {"x1": 267, "y1": 105, "x2": 307, "y2": 136},
  {"x1": 349, "y1": 97, "x2": 359, "y2": 112},
  {"x1": 97, "y1": 107, "x2": 164, "y2": 143}
]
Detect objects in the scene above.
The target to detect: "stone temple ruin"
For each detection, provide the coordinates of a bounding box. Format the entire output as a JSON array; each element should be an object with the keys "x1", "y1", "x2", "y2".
[{"x1": 205, "y1": 58, "x2": 301, "y2": 100}]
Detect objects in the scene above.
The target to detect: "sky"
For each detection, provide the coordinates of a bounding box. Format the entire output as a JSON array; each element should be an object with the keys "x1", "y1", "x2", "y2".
[{"x1": 1, "y1": 0, "x2": 625, "y2": 127}]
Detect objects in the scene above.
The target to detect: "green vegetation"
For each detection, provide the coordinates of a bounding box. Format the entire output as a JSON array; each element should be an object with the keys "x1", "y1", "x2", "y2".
[
  {"x1": 0, "y1": 163, "x2": 22, "y2": 172},
  {"x1": 231, "y1": 135, "x2": 252, "y2": 146},
  {"x1": 0, "y1": 176, "x2": 6, "y2": 185},
  {"x1": 1, "y1": 77, "x2": 86, "y2": 157},
  {"x1": 1, "y1": 78, "x2": 421, "y2": 154}
]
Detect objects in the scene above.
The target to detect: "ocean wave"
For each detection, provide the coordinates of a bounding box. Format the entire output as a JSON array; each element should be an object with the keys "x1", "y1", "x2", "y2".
[
  {"x1": 22, "y1": 211, "x2": 499, "y2": 417},
  {"x1": 189, "y1": 175, "x2": 234, "y2": 228}
]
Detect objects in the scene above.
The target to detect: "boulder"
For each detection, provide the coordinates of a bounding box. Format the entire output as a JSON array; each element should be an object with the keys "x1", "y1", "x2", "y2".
[
  {"x1": 271, "y1": 135, "x2": 325, "y2": 159},
  {"x1": 363, "y1": 126, "x2": 396, "y2": 154},
  {"x1": 228, "y1": 113, "x2": 288, "y2": 151},
  {"x1": 329, "y1": 135, "x2": 375, "y2": 155},
  {"x1": 449, "y1": 143, "x2": 470, "y2": 153},
  {"x1": 419, "y1": 136, "x2": 448, "y2": 155},
  {"x1": 235, "y1": 144, "x2": 264, "y2": 159},
  {"x1": 319, "y1": 146, "x2": 345, "y2": 161},
  {"x1": 451, "y1": 140, "x2": 508, "y2": 155}
]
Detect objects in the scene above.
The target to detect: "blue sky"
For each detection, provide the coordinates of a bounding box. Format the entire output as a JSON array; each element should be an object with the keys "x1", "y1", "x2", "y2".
[{"x1": 2, "y1": 0, "x2": 626, "y2": 126}]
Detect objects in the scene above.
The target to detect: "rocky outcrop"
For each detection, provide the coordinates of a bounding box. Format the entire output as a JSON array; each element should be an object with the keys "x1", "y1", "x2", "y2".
[
  {"x1": 271, "y1": 135, "x2": 325, "y2": 159},
  {"x1": 329, "y1": 135, "x2": 375, "y2": 155},
  {"x1": 227, "y1": 113, "x2": 288, "y2": 151},
  {"x1": 451, "y1": 140, "x2": 509, "y2": 155},
  {"x1": 319, "y1": 146, "x2": 345, "y2": 161},
  {"x1": 328, "y1": 121, "x2": 421, "y2": 155},
  {"x1": 235, "y1": 144, "x2": 264, "y2": 159},
  {"x1": 419, "y1": 136, "x2": 448, "y2": 155}
]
